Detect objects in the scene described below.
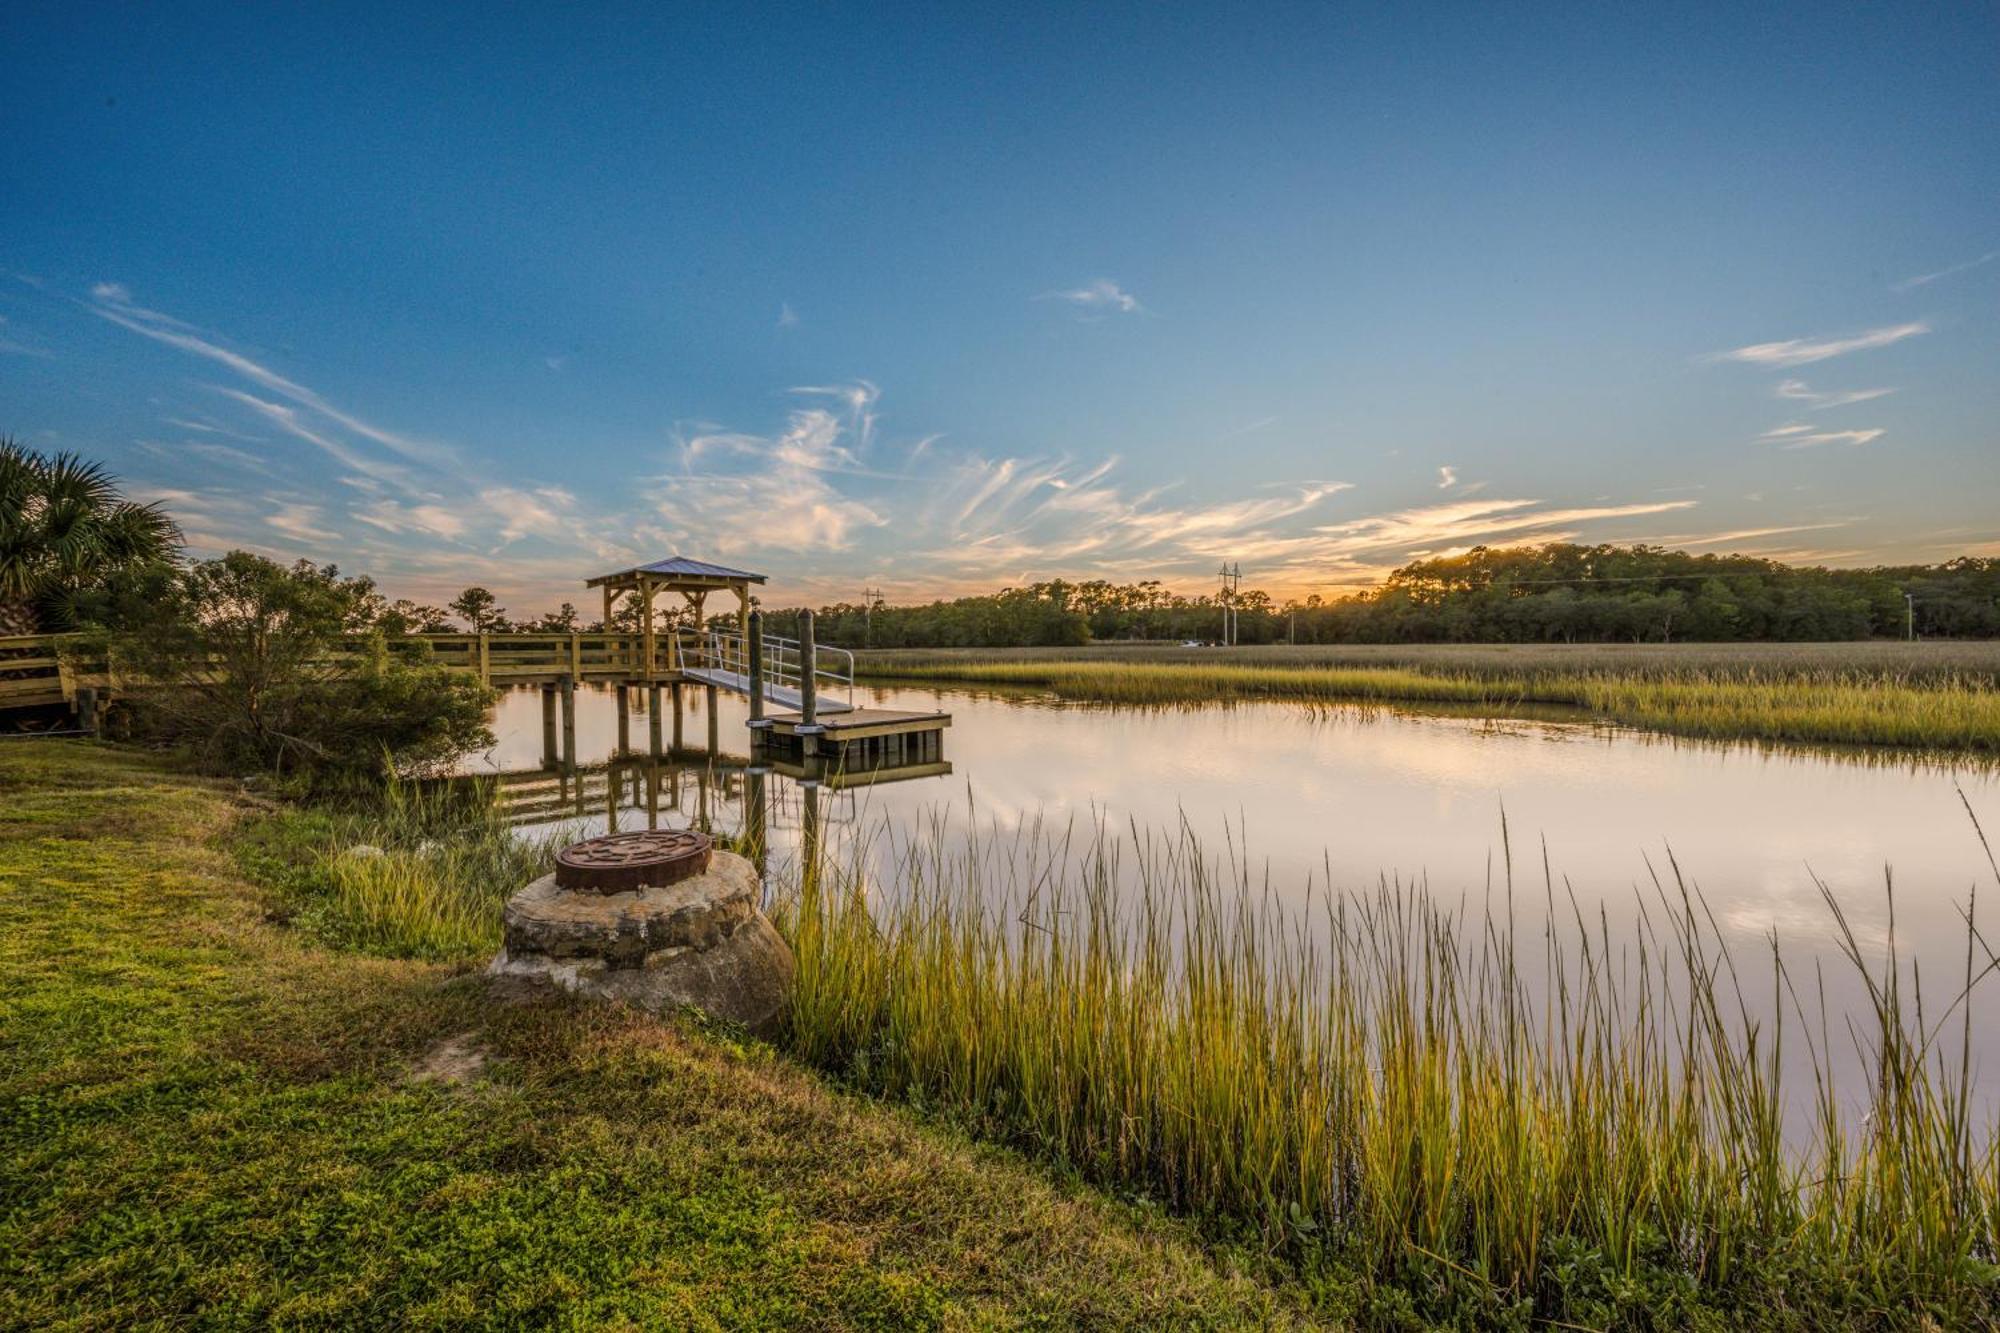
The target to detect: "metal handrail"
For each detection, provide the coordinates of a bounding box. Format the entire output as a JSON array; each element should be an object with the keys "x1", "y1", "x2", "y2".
[{"x1": 671, "y1": 627, "x2": 853, "y2": 706}]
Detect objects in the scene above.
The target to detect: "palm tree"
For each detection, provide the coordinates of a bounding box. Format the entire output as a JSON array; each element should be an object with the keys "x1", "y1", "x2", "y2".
[{"x1": 0, "y1": 439, "x2": 182, "y2": 635}]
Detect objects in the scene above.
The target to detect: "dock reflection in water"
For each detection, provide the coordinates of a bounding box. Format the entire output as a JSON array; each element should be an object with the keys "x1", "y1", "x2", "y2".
[{"x1": 492, "y1": 744, "x2": 953, "y2": 888}]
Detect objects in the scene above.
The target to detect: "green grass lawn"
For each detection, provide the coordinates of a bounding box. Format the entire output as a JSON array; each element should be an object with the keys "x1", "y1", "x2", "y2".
[{"x1": 0, "y1": 741, "x2": 1317, "y2": 1330}]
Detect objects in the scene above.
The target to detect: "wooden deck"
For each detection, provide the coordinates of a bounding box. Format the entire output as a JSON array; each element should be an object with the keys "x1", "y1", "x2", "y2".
[{"x1": 755, "y1": 706, "x2": 950, "y2": 767}]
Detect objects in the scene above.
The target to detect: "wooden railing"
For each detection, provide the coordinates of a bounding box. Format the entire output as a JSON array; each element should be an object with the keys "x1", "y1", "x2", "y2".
[
  {"x1": 0, "y1": 631, "x2": 696, "y2": 712},
  {"x1": 0, "y1": 634, "x2": 76, "y2": 710}
]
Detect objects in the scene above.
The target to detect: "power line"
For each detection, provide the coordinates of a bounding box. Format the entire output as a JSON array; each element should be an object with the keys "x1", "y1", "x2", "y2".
[{"x1": 1217, "y1": 561, "x2": 1241, "y2": 646}]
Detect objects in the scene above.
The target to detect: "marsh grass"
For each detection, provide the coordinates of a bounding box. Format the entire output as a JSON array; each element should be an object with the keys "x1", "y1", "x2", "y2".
[
  {"x1": 776, "y1": 810, "x2": 2000, "y2": 1325},
  {"x1": 857, "y1": 655, "x2": 2000, "y2": 752},
  {"x1": 234, "y1": 777, "x2": 569, "y2": 958}
]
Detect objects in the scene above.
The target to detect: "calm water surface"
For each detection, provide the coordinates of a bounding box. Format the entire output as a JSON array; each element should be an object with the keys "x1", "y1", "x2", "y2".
[{"x1": 471, "y1": 682, "x2": 1995, "y2": 942}]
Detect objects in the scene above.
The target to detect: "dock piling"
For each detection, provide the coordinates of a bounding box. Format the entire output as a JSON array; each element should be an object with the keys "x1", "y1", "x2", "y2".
[
  {"x1": 559, "y1": 675, "x2": 577, "y2": 772},
  {"x1": 798, "y1": 609, "x2": 820, "y2": 756},
  {"x1": 615, "y1": 685, "x2": 631, "y2": 754},
  {"x1": 647, "y1": 684, "x2": 663, "y2": 756},
  {"x1": 540, "y1": 684, "x2": 558, "y2": 768},
  {"x1": 746, "y1": 609, "x2": 765, "y2": 729}
]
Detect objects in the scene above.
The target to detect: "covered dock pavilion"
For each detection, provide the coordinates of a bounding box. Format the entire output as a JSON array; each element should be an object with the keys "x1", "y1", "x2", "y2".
[{"x1": 584, "y1": 555, "x2": 767, "y2": 676}]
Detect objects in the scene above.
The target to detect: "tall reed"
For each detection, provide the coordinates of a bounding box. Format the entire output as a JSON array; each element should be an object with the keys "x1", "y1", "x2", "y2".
[
  {"x1": 775, "y1": 811, "x2": 2000, "y2": 1324},
  {"x1": 858, "y1": 657, "x2": 2000, "y2": 752},
  {"x1": 243, "y1": 777, "x2": 569, "y2": 959}
]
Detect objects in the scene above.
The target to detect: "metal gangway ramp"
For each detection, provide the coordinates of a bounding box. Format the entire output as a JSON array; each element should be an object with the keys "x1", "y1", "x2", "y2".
[{"x1": 672, "y1": 627, "x2": 855, "y2": 715}]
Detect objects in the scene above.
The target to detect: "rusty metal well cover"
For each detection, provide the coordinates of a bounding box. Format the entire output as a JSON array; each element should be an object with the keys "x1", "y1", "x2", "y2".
[{"x1": 554, "y1": 829, "x2": 714, "y2": 893}]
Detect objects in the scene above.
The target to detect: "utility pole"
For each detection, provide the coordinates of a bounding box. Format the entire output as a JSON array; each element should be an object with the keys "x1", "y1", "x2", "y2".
[
  {"x1": 1217, "y1": 561, "x2": 1242, "y2": 646},
  {"x1": 862, "y1": 587, "x2": 884, "y2": 646}
]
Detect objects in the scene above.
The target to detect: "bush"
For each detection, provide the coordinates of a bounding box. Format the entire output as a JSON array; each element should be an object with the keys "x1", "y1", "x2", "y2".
[{"x1": 101, "y1": 551, "x2": 494, "y2": 783}]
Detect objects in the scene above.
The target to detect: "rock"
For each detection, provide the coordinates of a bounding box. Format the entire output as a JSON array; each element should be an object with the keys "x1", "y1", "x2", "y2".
[
  {"x1": 342, "y1": 844, "x2": 386, "y2": 860},
  {"x1": 488, "y1": 849, "x2": 793, "y2": 1036}
]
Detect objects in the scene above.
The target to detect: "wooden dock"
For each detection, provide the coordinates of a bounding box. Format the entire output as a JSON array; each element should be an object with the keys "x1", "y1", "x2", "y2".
[{"x1": 3, "y1": 560, "x2": 950, "y2": 774}]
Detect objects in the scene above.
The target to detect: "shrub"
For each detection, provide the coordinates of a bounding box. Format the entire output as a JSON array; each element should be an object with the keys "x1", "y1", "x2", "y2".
[{"x1": 101, "y1": 551, "x2": 494, "y2": 783}]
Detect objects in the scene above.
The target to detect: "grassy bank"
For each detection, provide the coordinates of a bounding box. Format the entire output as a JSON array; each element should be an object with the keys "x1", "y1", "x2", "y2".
[
  {"x1": 782, "y1": 818, "x2": 2000, "y2": 1329},
  {"x1": 14, "y1": 741, "x2": 1996, "y2": 1327},
  {"x1": 0, "y1": 742, "x2": 1315, "y2": 1328},
  {"x1": 855, "y1": 645, "x2": 2000, "y2": 751}
]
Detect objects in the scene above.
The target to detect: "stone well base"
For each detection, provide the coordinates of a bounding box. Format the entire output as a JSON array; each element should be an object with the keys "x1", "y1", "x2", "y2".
[{"x1": 488, "y1": 849, "x2": 793, "y2": 1036}]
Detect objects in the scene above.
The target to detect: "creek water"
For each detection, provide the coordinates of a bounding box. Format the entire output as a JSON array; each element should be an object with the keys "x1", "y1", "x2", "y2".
[{"x1": 465, "y1": 679, "x2": 2000, "y2": 1119}]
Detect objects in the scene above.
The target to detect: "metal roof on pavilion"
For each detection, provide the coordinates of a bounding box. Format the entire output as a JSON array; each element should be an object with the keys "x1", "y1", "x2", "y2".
[{"x1": 585, "y1": 557, "x2": 767, "y2": 586}]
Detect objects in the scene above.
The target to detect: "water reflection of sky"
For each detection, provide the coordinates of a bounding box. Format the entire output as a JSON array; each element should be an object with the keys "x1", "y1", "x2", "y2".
[{"x1": 471, "y1": 680, "x2": 2000, "y2": 1122}]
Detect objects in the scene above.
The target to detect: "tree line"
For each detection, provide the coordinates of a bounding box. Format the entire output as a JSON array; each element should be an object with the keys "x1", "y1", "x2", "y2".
[
  {"x1": 749, "y1": 546, "x2": 2000, "y2": 647},
  {"x1": 8, "y1": 440, "x2": 1993, "y2": 652}
]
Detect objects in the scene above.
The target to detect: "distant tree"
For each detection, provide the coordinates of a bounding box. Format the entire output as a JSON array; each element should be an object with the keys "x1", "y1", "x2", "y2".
[
  {"x1": 0, "y1": 440, "x2": 181, "y2": 634},
  {"x1": 527, "y1": 602, "x2": 580, "y2": 633},
  {"x1": 381, "y1": 599, "x2": 455, "y2": 634},
  {"x1": 449, "y1": 586, "x2": 504, "y2": 633}
]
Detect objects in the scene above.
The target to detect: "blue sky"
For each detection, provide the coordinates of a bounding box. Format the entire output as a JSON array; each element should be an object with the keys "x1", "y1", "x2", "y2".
[{"x1": 4, "y1": 3, "x2": 1996, "y2": 609}]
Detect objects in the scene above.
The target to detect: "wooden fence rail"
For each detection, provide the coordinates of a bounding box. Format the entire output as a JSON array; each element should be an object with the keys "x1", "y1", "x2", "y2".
[{"x1": 0, "y1": 631, "x2": 690, "y2": 713}]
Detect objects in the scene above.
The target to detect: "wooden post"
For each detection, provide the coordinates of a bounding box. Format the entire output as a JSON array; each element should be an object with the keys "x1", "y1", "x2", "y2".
[
  {"x1": 641, "y1": 577, "x2": 657, "y2": 680},
  {"x1": 569, "y1": 631, "x2": 582, "y2": 678},
  {"x1": 671, "y1": 683, "x2": 684, "y2": 751},
  {"x1": 541, "y1": 684, "x2": 558, "y2": 769},
  {"x1": 559, "y1": 675, "x2": 577, "y2": 773},
  {"x1": 76, "y1": 686, "x2": 99, "y2": 736},
  {"x1": 744, "y1": 769, "x2": 768, "y2": 873},
  {"x1": 615, "y1": 685, "x2": 630, "y2": 754},
  {"x1": 705, "y1": 683, "x2": 719, "y2": 753},
  {"x1": 746, "y1": 609, "x2": 765, "y2": 727},
  {"x1": 477, "y1": 633, "x2": 491, "y2": 684},
  {"x1": 736, "y1": 584, "x2": 750, "y2": 640},
  {"x1": 798, "y1": 609, "x2": 818, "y2": 728},
  {"x1": 800, "y1": 780, "x2": 822, "y2": 891},
  {"x1": 647, "y1": 683, "x2": 663, "y2": 756}
]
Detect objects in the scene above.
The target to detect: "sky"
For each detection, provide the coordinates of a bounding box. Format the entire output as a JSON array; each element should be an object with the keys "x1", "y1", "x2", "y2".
[{"x1": 4, "y1": 3, "x2": 1997, "y2": 612}]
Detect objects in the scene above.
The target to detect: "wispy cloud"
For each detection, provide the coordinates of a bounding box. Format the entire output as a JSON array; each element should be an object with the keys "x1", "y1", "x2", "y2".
[
  {"x1": 1437, "y1": 465, "x2": 1458, "y2": 489},
  {"x1": 214, "y1": 387, "x2": 415, "y2": 488},
  {"x1": 1774, "y1": 379, "x2": 1894, "y2": 410},
  {"x1": 164, "y1": 415, "x2": 265, "y2": 443},
  {"x1": 1647, "y1": 522, "x2": 1847, "y2": 548},
  {"x1": 135, "y1": 438, "x2": 276, "y2": 477},
  {"x1": 1308, "y1": 498, "x2": 1698, "y2": 562},
  {"x1": 265, "y1": 501, "x2": 343, "y2": 547},
  {"x1": 1038, "y1": 279, "x2": 1144, "y2": 315},
  {"x1": 777, "y1": 302, "x2": 799, "y2": 330},
  {"x1": 87, "y1": 282, "x2": 461, "y2": 476},
  {"x1": 1892, "y1": 250, "x2": 1997, "y2": 292},
  {"x1": 1718, "y1": 322, "x2": 1927, "y2": 368},
  {"x1": 353, "y1": 499, "x2": 468, "y2": 540},
  {"x1": 480, "y1": 486, "x2": 578, "y2": 547},
  {"x1": 1758, "y1": 425, "x2": 1883, "y2": 450},
  {"x1": 653, "y1": 391, "x2": 887, "y2": 556}
]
